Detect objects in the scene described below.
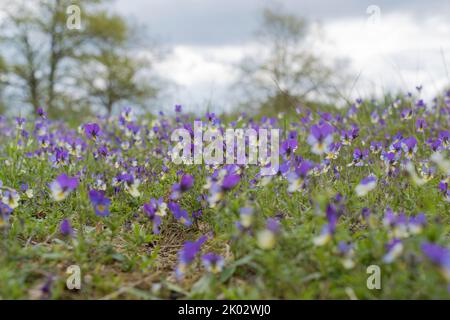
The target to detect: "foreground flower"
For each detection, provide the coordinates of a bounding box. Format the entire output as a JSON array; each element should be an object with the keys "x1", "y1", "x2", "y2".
[
  {"x1": 1, "y1": 189, "x2": 20, "y2": 209},
  {"x1": 60, "y1": 219, "x2": 73, "y2": 236},
  {"x1": 355, "y1": 175, "x2": 377, "y2": 197},
  {"x1": 168, "y1": 202, "x2": 192, "y2": 226},
  {"x1": 383, "y1": 238, "x2": 403, "y2": 263},
  {"x1": 201, "y1": 253, "x2": 225, "y2": 273},
  {"x1": 143, "y1": 203, "x2": 162, "y2": 234},
  {"x1": 89, "y1": 190, "x2": 111, "y2": 216},
  {"x1": 257, "y1": 218, "x2": 281, "y2": 250},
  {"x1": 0, "y1": 202, "x2": 12, "y2": 227},
  {"x1": 143, "y1": 198, "x2": 167, "y2": 217},
  {"x1": 176, "y1": 236, "x2": 207, "y2": 279},
  {"x1": 208, "y1": 174, "x2": 241, "y2": 207},
  {"x1": 171, "y1": 174, "x2": 194, "y2": 200},
  {"x1": 49, "y1": 174, "x2": 79, "y2": 201},
  {"x1": 421, "y1": 242, "x2": 450, "y2": 281},
  {"x1": 338, "y1": 241, "x2": 355, "y2": 269},
  {"x1": 84, "y1": 123, "x2": 102, "y2": 141},
  {"x1": 307, "y1": 122, "x2": 334, "y2": 155},
  {"x1": 313, "y1": 204, "x2": 339, "y2": 246}
]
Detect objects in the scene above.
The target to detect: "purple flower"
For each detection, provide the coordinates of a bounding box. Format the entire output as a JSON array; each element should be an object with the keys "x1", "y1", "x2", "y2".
[
  {"x1": 349, "y1": 148, "x2": 369, "y2": 166},
  {"x1": 402, "y1": 136, "x2": 418, "y2": 159},
  {"x1": 143, "y1": 202, "x2": 162, "y2": 234},
  {"x1": 307, "y1": 122, "x2": 334, "y2": 155},
  {"x1": 257, "y1": 218, "x2": 281, "y2": 249},
  {"x1": 415, "y1": 118, "x2": 427, "y2": 133},
  {"x1": 176, "y1": 236, "x2": 207, "y2": 278},
  {"x1": 49, "y1": 174, "x2": 79, "y2": 201},
  {"x1": 221, "y1": 174, "x2": 240, "y2": 191},
  {"x1": 175, "y1": 104, "x2": 182, "y2": 113},
  {"x1": 201, "y1": 253, "x2": 225, "y2": 273},
  {"x1": 383, "y1": 238, "x2": 403, "y2": 263},
  {"x1": 280, "y1": 138, "x2": 298, "y2": 158},
  {"x1": 89, "y1": 190, "x2": 111, "y2": 217},
  {"x1": 171, "y1": 174, "x2": 194, "y2": 200},
  {"x1": 355, "y1": 175, "x2": 377, "y2": 196},
  {"x1": 143, "y1": 198, "x2": 167, "y2": 217},
  {"x1": 168, "y1": 202, "x2": 192, "y2": 226},
  {"x1": 84, "y1": 123, "x2": 102, "y2": 141},
  {"x1": 60, "y1": 219, "x2": 73, "y2": 236},
  {"x1": 422, "y1": 242, "x2": 450, "y2": 281},
  {"x1": 0, "y1": 201, "x2": 12, "y2": 227},
  {"x1": 37, "y1": 108, "x2": 47, "y2": 119},
  {"x1": 313, "y1": 204, "x2": 339, "y2": 246}
]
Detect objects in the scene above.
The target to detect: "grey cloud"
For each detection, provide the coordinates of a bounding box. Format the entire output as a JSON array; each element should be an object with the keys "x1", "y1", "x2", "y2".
[{"x1": 114, "y1": 0, "x2": 450, "y2": 46}]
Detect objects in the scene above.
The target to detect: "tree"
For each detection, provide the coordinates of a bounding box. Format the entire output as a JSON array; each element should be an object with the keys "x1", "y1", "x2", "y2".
[
  {"x1": 77, "y1": 11, "x2": 158, "y2": 115},
  {"x1": 236, "y1": 7, "x2": 347, "y2": 113},
  {"x1": 0, "y1": 0, "x2": 159, "y2": 117}
]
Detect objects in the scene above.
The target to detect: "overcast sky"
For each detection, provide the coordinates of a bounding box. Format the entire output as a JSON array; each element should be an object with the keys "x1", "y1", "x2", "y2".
[{"x1": 113, "y1": 0, "x2": 450, "y2": 112}]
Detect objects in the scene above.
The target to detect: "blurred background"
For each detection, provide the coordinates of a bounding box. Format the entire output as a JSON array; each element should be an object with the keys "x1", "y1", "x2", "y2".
[{"x1": 0, "y1": 0, "x2": 449, "y2": 119}]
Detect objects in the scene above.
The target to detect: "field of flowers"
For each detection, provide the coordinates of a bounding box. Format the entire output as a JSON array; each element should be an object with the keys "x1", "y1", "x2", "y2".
[{"x1": 0, "y1": 90, "x2": 449, "y2": 299}]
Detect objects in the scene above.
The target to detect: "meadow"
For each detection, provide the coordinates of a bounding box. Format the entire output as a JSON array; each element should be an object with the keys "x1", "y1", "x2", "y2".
[{"x1": 0, "y1": 90, "x2": 449, "y2": 299}]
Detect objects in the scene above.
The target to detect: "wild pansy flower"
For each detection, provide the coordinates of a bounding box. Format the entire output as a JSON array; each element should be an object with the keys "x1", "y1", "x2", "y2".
[
  {"x1": 383, "y1": 238, "x2": 403, "y2": 263},
  {"x1": 1, "y1": 189, "x2": 20, "y2": 209},
  {"x1": 208, "y1": 174, "x2": 241, "y2": 208},
  {"x1": 121, "y1": 107, "x2": 135, "y2": 123},
  {"x1": 415, "y1": 118, "x2": 427, "y2": 133},
  {"x1": 438, "y1": 178, "x2": 450, "y2": 202},
  {"x1": 338, "y1": 241, "x2": 355, "y2": 269},
  {"x1": 0, "y1": 201, "x2": 12, "y2": 227},
  {"x1": 348, "y1": 148, "x2": 369, "y2": 167},
  {"x1": 370, "y1": 111, "x2": 380, "y2": 124},
  {"x1": 370, "y1": 141, "x2": 383, "y2": 154},
  {"x1": 236, "y1": 207, "x2": 254, "y2": 233},
  {"x1": 439, "y1": 130, "x2": 449, "y2": 149},
  {"x1": 122, "y1": 174, "x2": 141, "y2": 198},
  {"x1": 257, "y1": 218, "x2": 281, "y2": 250},
  {"x1": 287, "y1": 160, "x2": 313, "y2": 193},
  {"x1": 168, "y1": 202, "x2": 192, "y2": 226},
  {"x1": 84, "y1": 123, "x2": 102, "y2": 141},
  {"x1": 143, "y1": 202, "x2": 162, "y2": 234},
  {"x1": 430, "y1": 152, "x2": 450, "y2": 175},
  {"x1": 15, "y1": 117, "x2": 26, "y2": 130},
  {"x1": 401, "y1": 136, "x2": 418, "y2": 159},
  {"x1": 313, "y1": 204, "x2": 339, "y2": 246},
  {"x1": 381, "y1": 150, "x2": 400, "y2": 170},
  {"x1": 400, "y1": 108, "x2": 413, "y2": 120},
  {"x1": 89, "y1": 190, "x2": 111, "y2": 217},
  {"x1": 421, "y1": 242, "x2": 450, "y2": 282},
  {"x1": 280, "y1": 138, "x2": 298, "y2": 158},
  {"x1": 50, "y1": 174, "x2": 78, "y2": 201},
  {"x1": 404, "y1": 162, "x2": 426, "y2": 186},
  {"x1": 340, "y1": 126, "x2": 359, "y2": 146},
  {"x1": 325, "y1": 142, "x2": 341, "y2": 160},
  {"x1": 201, "y1": 253, "x2": 225, "y2": 274},
  {"x1": 355, "y1": 175, "x2": 377, "y2": 197},
  {"x1": 21, "y1": 183, "x2": 34, "y2": 199},
  {"x1": 37, "y1": 107, "x2": 47, "y2": 119},
  {"x1": 60, "y1": 219, "x2": 73, "y2": 236},
  {"x1": 143, "y1": 198, "x2": 167, "y2": 217},
  {"x1": 171, "y1": 174, "x2": 194, "y2": 200},
  {"x1": 418, "y1": 161, "x2": 435, "y2": 182},
  {"x1": 176, "y1": 235, "x2": 207, "y2": 279},
  {"x1": 408, "y1": 213, "x2": 426, "y2": 235},
  {"x1": 307, "y1": 122, "x2": 334, "y2": 155},
  {"x1": 175, "y1": 104, "x2": 182, "y2": 113}
]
